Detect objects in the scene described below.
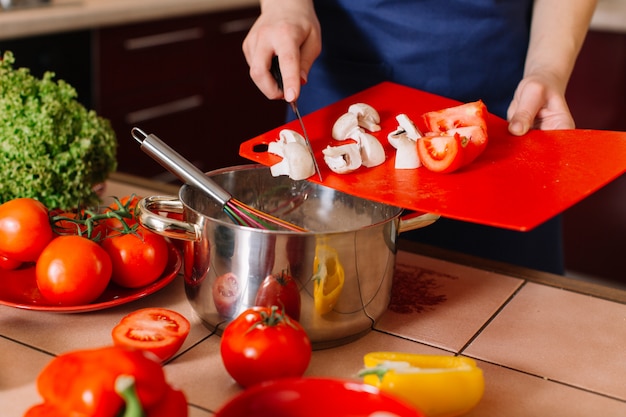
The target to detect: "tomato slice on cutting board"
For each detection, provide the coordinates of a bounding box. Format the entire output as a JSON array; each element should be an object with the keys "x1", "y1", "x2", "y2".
[
  {"x1": 112, "y1": 308, "x2": 190, "y2": 362},
  {"x1": 422, "y1": 100, "x2": 488, "y2": 133},
  {"x1": 417, "y1": 134, "x2": 465, "y2": 173}
]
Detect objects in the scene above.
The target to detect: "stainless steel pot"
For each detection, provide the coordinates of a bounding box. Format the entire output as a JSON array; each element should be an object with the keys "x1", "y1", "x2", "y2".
[{"x1": 138, "y1": 165, "x2": 438, "y2": 349}]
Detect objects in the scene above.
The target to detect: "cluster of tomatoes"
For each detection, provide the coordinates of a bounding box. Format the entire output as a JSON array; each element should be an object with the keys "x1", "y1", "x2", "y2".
[{"x1": 0, "y1": 195, "x2": 169, "y2": 306}]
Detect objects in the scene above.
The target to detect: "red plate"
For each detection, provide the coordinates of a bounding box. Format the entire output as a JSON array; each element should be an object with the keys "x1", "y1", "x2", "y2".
[
  {"x1": 0, "y1": 242, "x2": 181, "y2": 313},
  {"x1": 240, "y1": 82, "x2": 626, "y2": 231}
]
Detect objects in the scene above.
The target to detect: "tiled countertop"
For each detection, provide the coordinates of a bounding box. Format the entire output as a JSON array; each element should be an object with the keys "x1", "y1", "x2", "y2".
[{"x1": 2, "y1": 173, "x2": 626, "y2": 416}]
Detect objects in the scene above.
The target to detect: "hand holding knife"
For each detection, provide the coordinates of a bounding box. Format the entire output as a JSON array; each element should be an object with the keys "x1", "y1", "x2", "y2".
[{"x1": 270, "y1": 56, "x2": 323, "y2": 181}]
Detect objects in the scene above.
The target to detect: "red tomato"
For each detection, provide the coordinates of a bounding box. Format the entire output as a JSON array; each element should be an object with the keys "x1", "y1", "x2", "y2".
[
  {"x1": 422, "y1": 100, "x2": 488, "y2": 133},
  {"x1": 112, "y1": 308, "x2": 191, "y2": 363},
  {"x1": 101, "y1": 226, "x2": 169, "y2": 288},
  {"x1": 0, "y1": 198, "x2": 53, "y2": 263},
  {"x1": 35, "y1": 235, "x2": 112, "y2": 305},
  {"x1": 220, "y1": 306, "x2": 312, "y2": 387},
  {"x1": 53, "y1": 210, "x2": 107, "y2": 240},
  {"x1": 254, "y1": 271, "x2": 301, "y2": 321},
  {"x1": 104, "y1": 195, "x2": 142, "y2": 233},
  {"x1": 417, "y1": 134, "x2": 465, "y2": 173},
  {"x1": 212, "y1": 272, "x2": 241, "y2": 317},
  {"x1": 0, "y1": 254, "x2": 22, "y2": 270}
]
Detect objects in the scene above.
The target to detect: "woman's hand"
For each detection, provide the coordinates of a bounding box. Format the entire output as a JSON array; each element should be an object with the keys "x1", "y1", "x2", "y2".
[
  {"x1": 242, "y1": 0, "x2": 321, "y2": 102},
  {"x1": 507, "y1": 72, "x2": 575, "y2": 136}
]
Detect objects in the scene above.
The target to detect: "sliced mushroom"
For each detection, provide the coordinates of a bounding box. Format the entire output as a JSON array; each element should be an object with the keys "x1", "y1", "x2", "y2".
[
  {"x1": 356, "y1": 131, "x2": 386, "y2": 168},
  {"x1": 331, "y1": 112, "x2": 361, "y2": 141},
  {"x1": 388, "y1": 134, "x2": 420, "y2": 169},
  {"x1": 322, "y1": 142, "x2": 362, "y2": 174},
  {"x1": 348, "y1": 103, "x2": 381, "y2": 132},
  {"x1": 268, "y1": 129, "x2": 315, "y2": 180},
  {"x1": 388, "y1": 114, "x2": 422, "y2": 169},
  {"x1": 395, "y1": 113, "x2": 422, "y2": 140}
]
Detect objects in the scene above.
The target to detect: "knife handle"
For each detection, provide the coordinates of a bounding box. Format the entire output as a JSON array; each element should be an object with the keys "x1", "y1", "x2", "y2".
[{"x1": 270, "y1": 56, "x2": 285, "y2": 92}]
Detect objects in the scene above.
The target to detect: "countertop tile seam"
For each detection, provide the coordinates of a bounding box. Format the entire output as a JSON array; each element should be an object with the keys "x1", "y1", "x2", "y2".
[
  {"x1": 187, "y1": 402, "x2": 214, "y2": 416},
  {"x1": 0, "y1": 333, "x2": 57, "y2": 359},
  {"x1": 369, "y1": 328, "x2": 458, "y2": 355},
  {"x1": 166, "y1": 329, "x2": 220, "y2": 364},
  {"x1": 456, "y1": 280, "x2": 529, "y2": 355},
  {"x1": 472, "y1": 358, "x2": 626, "y2": 404}
]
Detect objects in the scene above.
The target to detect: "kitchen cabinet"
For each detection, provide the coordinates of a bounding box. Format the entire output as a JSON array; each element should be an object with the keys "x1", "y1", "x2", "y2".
[
  {"x1": 93, "y1": 7, "x2": 287, "y2": 179},
  {"x1": 0, "y1": 30, "x2": 92, "y2": 108},
  {"x1": 563, "y1": 30, "x2": 626, "y2": 282}
]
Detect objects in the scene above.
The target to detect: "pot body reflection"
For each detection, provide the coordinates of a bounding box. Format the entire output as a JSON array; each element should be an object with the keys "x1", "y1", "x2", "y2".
[{"x1": 139, "y1": 165, "x2": 409, "y2": 349}]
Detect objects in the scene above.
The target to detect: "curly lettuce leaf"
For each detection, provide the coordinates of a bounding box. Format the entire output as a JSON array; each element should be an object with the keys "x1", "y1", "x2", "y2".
[{"x1": 0, "y1": 50, "x2": 117, "y2": 210}]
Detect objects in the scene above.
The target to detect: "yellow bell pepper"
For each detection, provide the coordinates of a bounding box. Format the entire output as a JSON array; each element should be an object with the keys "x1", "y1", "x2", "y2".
[
  {"x1": 312, "y1": 244, "x2": 345, "y2": 315},
  {"x1": 359, "y1": 352, "x2": 484, "y2": 417}
]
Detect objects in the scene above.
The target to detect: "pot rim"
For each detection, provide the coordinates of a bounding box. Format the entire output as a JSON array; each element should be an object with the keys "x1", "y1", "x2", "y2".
[{"x1": 179, "y1": 164, "x2": 405, "y2": 235}]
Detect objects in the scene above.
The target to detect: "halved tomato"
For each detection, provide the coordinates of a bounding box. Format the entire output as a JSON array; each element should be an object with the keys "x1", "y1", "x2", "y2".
[
  {"x1": 417, "y1": 134, "x2": 465, "y2": 173},
  {"x1": 422, "y1": 100, "x2": 488, "y2": 133},
  {"x1": 112, "y1": 308, "x2": 191, "y2": 363}
]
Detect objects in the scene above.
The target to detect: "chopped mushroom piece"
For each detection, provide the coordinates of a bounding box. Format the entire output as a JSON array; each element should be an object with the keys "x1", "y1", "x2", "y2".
[
  {"x1": 358, "y1": 132, "x2": 386, "y2": 168},
  {"x1": 268, "y1": 129, "x2": 315, "y2": 180},
  {"x1": 348, "y1": 103, "x2": 381, "y2": 132},
  {"x1": 328, "y1": 106, "x2": 386, "y2": 171},
  {"x1": 388, "y1": 114, "x2": 422, "y2": 169},
  {"x1": 331, "y1": 112, "x2": 361, "y2": 141},
  {"x1": 322, "y1": 142, "x2": 362, "y2": 174}
]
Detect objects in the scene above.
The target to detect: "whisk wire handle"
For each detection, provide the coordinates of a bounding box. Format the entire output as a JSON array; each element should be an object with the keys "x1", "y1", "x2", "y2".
[{"x1": 131, "y1": 127, "x2": 232, "y2": 206}]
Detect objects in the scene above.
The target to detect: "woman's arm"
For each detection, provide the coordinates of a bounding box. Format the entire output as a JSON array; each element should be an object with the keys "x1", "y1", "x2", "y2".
[
  {"x1": 242, "y1": 0, "x2": 321, "y2": 102},
  {"x1": 507, "y1": 0, "x2": 598, "y2": 135}
]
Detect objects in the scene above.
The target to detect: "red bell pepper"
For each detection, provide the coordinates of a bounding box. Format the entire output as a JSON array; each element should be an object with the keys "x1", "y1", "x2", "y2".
[{"x1": 23, "y1": 346, "x2": 187, "y2": 417}]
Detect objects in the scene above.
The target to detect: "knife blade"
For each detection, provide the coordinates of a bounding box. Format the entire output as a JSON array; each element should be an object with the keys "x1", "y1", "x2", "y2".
[{"x1": 270, "y1": 56, "x2": 323, "y2": 181}]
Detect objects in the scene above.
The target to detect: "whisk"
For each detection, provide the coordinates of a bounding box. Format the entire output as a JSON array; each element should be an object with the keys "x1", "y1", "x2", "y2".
[{"x1": 131, "y1": 128, "x2": 307, "y2": 232}]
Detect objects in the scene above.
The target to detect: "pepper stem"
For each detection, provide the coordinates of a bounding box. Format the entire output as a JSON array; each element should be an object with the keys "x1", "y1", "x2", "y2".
[{"x1": 115, "y1": 374, "x2": 146, "y2": 417}]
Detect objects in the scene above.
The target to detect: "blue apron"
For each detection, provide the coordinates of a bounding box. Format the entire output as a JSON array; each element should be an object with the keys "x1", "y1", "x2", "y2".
[{"x1": 297, "y1": 0, "x2": 564, "y2": 274}]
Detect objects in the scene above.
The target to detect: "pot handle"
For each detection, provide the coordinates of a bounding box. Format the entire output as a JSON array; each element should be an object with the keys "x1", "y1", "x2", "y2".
[
  {"x1": 398, "y1": 211, "x2": 440, "y2": 233},
  {"x1": 137, "y1": 196, "x2": 201, "y2": 242}
]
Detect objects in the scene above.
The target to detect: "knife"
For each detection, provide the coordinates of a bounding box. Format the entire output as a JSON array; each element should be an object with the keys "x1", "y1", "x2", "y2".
[{"x1": 270, "y1": 56, "x2": 323, "y2": 181}]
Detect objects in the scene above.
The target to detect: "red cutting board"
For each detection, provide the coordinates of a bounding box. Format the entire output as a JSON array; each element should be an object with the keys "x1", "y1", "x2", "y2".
[{"x1": 240, "y1": 82, "x2": 626, "y2": 231}]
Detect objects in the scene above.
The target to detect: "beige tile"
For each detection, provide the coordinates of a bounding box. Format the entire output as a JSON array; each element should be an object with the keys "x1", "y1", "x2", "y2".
[
  {"x1": 466, "y1": 361, "x2": 626, "y2": 417},
  {"x1": 0, "y1": 275, "x2": 212, "y2": 357},
  {"x1": 0, "y1": 337, "x2": 53, "y2": 417},
  {"x1": 164, "y1": 334, "x2": 240, "y2": 413},
  {"x1": 465, "y1": 282, "x2": 626, "y2": 400},
  {"x1": 375, "y1": 251, "x2": 523, "y2": 351}
]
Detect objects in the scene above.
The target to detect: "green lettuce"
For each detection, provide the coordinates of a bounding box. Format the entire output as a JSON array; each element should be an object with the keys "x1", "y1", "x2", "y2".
[{"x1": 0, "y1": 50, "x2": 117, "y2": 210}]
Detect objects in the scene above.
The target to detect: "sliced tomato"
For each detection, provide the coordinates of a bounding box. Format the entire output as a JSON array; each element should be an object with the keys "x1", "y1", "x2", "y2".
[
  {"x1": 112, "y1": 308, "x2": 191, "y2": 363},
  {"x1": 422, "y1": 100, "x2": 488, "y2": 133},
  {"x1": 445, "y1": 125, "x2": 488, "y2": 165},
  {"x1": 417, "y1": 134, "x2": 465, "y2": 173}
]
